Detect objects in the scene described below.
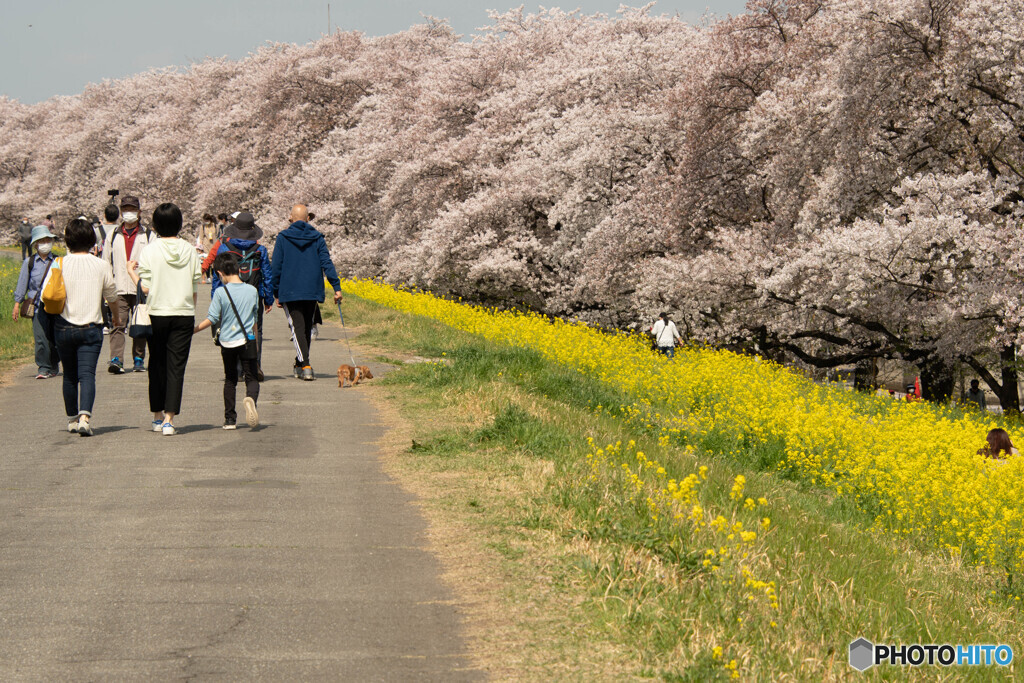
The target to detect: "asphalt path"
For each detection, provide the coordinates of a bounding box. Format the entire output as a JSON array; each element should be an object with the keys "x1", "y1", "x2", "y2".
[{"x1": 0, "y1": 287, "x2": 480, "y2": 680}]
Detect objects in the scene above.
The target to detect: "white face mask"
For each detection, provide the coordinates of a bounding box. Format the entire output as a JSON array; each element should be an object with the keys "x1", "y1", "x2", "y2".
[
  {"x1": 122, "y1": 211, "x2": 139, "y2": 223},
  {"x1": 36, "y1": 242, "x2": 52, "y2": 255}
]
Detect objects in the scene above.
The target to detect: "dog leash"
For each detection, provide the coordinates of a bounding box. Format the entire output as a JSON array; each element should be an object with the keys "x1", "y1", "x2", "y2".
[{"x1": 337, "y1": 301, "x2": 357, "y2": 368}]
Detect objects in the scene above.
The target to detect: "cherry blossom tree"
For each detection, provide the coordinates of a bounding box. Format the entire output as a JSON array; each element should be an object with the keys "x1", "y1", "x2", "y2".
[{"x1": 2, "y1": 0, "x2": 1023, "y2": 407}]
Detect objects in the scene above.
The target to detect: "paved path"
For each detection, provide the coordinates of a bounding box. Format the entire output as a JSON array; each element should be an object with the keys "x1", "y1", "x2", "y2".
[{"x1": 0, "y1": 289, "x2": 480, "y2": 680}]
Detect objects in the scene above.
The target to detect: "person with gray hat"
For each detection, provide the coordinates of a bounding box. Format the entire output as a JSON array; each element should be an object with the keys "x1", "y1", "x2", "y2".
[
  {"x1": 11, "y1": 225, "x2": 61, "y2": 378},
  {"x1": 210, "y1": 212, "x2": 273, "y2": 372},
  {"x1": 102, "y1": 194, "x2": 152, "y2": 373}
]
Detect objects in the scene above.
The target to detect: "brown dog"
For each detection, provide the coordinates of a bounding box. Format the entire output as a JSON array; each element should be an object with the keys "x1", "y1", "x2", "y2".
[
  {"x1": 338, "y1": 365, "x2": 374, "y2": 388},
  {"x1": 338, "y1": 364, "x2": 356, "y2": 387}
]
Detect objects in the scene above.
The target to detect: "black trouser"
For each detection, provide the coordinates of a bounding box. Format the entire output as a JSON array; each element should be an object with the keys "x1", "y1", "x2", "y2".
[
  {"x1": 21, "y1": 241, "x2": 31, "y2": 260},
  {"x1": 283, "y1": 301, "x2": 319, "y2": 367},
  {"x1": 221, "y1": 344, "x2": 259, "y2": 424},
  {"x1": 148, "y1": 315, "x2": 194, "y2": 415}
]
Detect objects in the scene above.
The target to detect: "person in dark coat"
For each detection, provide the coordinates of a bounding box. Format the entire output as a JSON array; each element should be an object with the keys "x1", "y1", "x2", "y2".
[
  {"x1": 210, "y1": 212, "x2": 274, "y2": 372},
  {"x1": 269, "y1": 204, "x2": 342, "y2": 381}
]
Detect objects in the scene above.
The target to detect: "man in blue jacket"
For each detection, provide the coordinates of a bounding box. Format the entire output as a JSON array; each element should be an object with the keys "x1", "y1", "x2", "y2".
[
  {"x1": 211, "y1": 212, "x2": 274, "y2": 373},
  {"x1": 270, "y1": 204, "x2": 342, "y2": 381}
]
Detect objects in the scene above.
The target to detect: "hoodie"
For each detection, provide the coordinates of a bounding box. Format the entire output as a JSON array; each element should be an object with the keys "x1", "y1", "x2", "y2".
[
  {"x1": 269, "y1": 221, "x2": 341, "y2": 304},
  {"x1": 137, "y1": 237, "x2": 202, "y2": 316}
]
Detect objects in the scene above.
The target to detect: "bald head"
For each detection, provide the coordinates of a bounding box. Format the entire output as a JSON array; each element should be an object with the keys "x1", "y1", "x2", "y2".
[{"x1": 290, "y1": 204, "x2": 309, "y2": 223}]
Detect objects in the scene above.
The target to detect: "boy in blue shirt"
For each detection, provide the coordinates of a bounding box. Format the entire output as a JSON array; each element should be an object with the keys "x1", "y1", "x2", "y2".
[{"x1": 193, "y1": 253, "x2": 260, "y2": 429}]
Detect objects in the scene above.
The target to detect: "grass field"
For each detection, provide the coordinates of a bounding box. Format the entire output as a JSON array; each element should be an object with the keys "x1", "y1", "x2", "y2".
[
  {"x1": 329, "y1": 286, "x2": 1022, "y2": 681},
  {"x1": 0, "y1": 250, "x2": 36, "y2": 374}
]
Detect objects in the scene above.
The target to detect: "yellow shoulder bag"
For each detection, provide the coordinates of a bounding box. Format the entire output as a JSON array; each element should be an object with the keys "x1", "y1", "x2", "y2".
[{"x1": 41, "y1": 257, "x2": 66, "y2": 315}]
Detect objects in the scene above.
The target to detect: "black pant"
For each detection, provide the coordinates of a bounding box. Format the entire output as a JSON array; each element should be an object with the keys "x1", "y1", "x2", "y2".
[
  {"x1": 221, "y1": 345, "x2": 259, "y2": 423},
  {"x1": 284, "y1": 301, "x2": 319, "y2": 367},
  {"x1": 148, "y1": 315, "x2": 194, "y2": 415}
]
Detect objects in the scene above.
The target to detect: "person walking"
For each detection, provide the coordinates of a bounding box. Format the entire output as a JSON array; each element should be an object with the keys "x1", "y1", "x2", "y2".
[
  {"x1": 269, "y1": 204, "x2": 342, "y2": 381},
  {"x1": 49, "y1": 217, "x2": 121, "y2": 436},
  {"x1": 210, "y1": 212, "x2": 273, "y2": 372},
  {"x1": 95, "y1": 204, "x2": 119, "y2": 258},
  {"x1": 650, "y1": 312, "x2": 682, "y2": 359},
  {"x1": 128, "y1": 202, "x2": 202, "y2": 436},
  {"x1": 965, "y1": 379, "x2": 987, "y2": 411},
  {"x1": 193, "y1": 252, "x2": 261, "y2": 430},
  {"x1": 102, "y1": 195, "x2": 152, "y2": 373},
  {"x1": 12, "y1": 225, "x2": 61, "y2": 379},
  {"x1": 17, "y1": 217, "x2": 33, "y2": 260},
  {"x1": 197, "y1": 213, "x2": 218, "y2": 284}
]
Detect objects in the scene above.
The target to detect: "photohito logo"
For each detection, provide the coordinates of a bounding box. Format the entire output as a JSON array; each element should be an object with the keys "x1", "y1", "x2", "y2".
[{"x1": 849, "y1": 638, "x2": 1013, "y2": 671}]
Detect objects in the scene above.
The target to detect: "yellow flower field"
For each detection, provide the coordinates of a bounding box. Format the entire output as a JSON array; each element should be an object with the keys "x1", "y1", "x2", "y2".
[{"x1": 339, "y1": 279, "x2": 1024, "y2": 575}]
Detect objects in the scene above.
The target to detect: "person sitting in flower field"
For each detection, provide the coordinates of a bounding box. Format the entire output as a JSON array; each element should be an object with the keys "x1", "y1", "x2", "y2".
[{"x1": 978, "y1": 428, "x2": 1018, "y2": 460}]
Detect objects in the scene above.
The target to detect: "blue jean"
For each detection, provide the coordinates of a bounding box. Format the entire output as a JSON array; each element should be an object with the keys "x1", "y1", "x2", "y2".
[
  {"x1": 54, "y1": 319, "x2": 103, "y2": 417},
  {"x1": 33, "y1": 310, "x2": 60, "y2": 374},
  {"x1": 657, "y1": 346, "x2": 675, "y2": 360}
]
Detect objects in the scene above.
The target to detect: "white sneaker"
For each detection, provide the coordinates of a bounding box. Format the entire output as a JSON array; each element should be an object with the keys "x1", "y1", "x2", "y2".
[
  {"x1": 162, "y1": 422, "x2": 175, "y2": 436},
  {"x1": 244, "y1": 397, "x2": 259, "y2": 428},
  {"x1": 223, "y1": 423, "x2": 237, "y2": 430},
  {"x1": 152, "y1": 420, "x2": 163, "y2": 432},
  {"x1": 68, "y1": 419, "x2": 80, "y2": 433},
  {"x1": 78, "y1": 417, "x2": 93, "y2": 437}
]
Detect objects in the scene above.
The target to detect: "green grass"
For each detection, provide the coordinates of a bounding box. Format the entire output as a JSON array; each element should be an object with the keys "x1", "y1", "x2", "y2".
[
  {"x1": 335, "y1": 293, "x2": 1022, "y2": 680},
  {"x1": 0, "y1": 252, "x2": 36, "y2": 372}
]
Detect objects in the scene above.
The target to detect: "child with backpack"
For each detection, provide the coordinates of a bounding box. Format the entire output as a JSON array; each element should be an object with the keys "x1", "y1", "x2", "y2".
[
  {"x1": 193, "y1": 252, "x2": 261, "y2": 430},
  {"x1": 209, "y1": 212, "x2": 273, "y2": 374}
]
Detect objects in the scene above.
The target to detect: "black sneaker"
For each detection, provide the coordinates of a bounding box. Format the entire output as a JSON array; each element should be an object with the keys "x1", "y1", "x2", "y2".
[
  {"x1": 108, "y1": 358, "x2": 125, "y2": 374},
  {"x1": 133, "y1": 357, "x2": 146, "y2": 372}
]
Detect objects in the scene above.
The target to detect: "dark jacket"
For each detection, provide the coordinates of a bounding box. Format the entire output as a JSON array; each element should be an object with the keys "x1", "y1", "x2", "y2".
[
  {"x1": 211, "y1": 238, "x2": 274, "y2": 305},
  {"x1": 269, "y1": 221, "x2": 341, "y2": 303}
]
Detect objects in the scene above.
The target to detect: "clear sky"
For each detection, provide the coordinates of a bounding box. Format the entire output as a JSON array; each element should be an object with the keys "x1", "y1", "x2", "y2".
[{"x1": 0, "y1": 1, "x2": 748, "y2": 104}]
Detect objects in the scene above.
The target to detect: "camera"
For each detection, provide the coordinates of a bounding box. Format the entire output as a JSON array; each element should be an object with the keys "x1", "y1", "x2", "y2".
[{"x1": 107, "y1": 189, "x2": 119, "y2": 198}]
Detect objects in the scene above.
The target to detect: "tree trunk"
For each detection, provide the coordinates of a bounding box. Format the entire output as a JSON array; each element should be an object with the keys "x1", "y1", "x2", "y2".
[
  {"x1": 920, "y1": 356, "x2": 955, "y2": 403},
  {"x1": 853, "y1": 358, "x2": 878, "y2": 391},
  {"x1": 999, "y1": 345, "x2": 1021, "y2": 415}
]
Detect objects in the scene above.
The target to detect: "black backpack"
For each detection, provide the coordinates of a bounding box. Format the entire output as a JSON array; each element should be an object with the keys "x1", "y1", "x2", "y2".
[{"x1": 228, "y1": 244, "x2": 263, "y2": 288}]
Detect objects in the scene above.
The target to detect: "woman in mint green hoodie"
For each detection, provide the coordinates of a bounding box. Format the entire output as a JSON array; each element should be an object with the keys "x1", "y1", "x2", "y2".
[{"x1": 128, "y1": 203, "x2": 202, "y2": 436}]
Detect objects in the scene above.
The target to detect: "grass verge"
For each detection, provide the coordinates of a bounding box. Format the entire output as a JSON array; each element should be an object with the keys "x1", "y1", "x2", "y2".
[
  {"x1": 0, "y1": 251, "x2": 35, "y2": 378},
  {"x1": 329, "y1": 294, "x2": 1021, "y2": 681}
]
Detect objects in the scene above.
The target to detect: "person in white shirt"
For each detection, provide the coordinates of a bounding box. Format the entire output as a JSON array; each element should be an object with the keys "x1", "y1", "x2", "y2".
[
  {"x1": 128, "y1": 202, "x2": 202, "y2": 436},
  {"x1": 48, "y1": 217, "x2": 121, "y2": 436},
  {"x1": 102, "y1": 195, "x2": 152, "y2": 373},
  {"x1": 94, "y1": 203, "x2": 120, "y2": 258},
  {"x1": 651, "y1": 312, "x2": 682, "y2": 359}
]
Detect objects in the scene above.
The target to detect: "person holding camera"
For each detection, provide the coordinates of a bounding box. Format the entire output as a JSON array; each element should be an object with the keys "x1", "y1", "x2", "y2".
[{"x1": 102, "y1": 195, "x2": 152, "y2": 374}]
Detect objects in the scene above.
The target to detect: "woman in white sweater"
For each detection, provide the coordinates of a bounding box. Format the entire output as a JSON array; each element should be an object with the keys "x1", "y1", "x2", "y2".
[
  {"x1": 128, "y1": 203, "x2": 202, "y2": 436},
  {"x1": 48, "y1": 218, "x2": 121, "y2": 436}
]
